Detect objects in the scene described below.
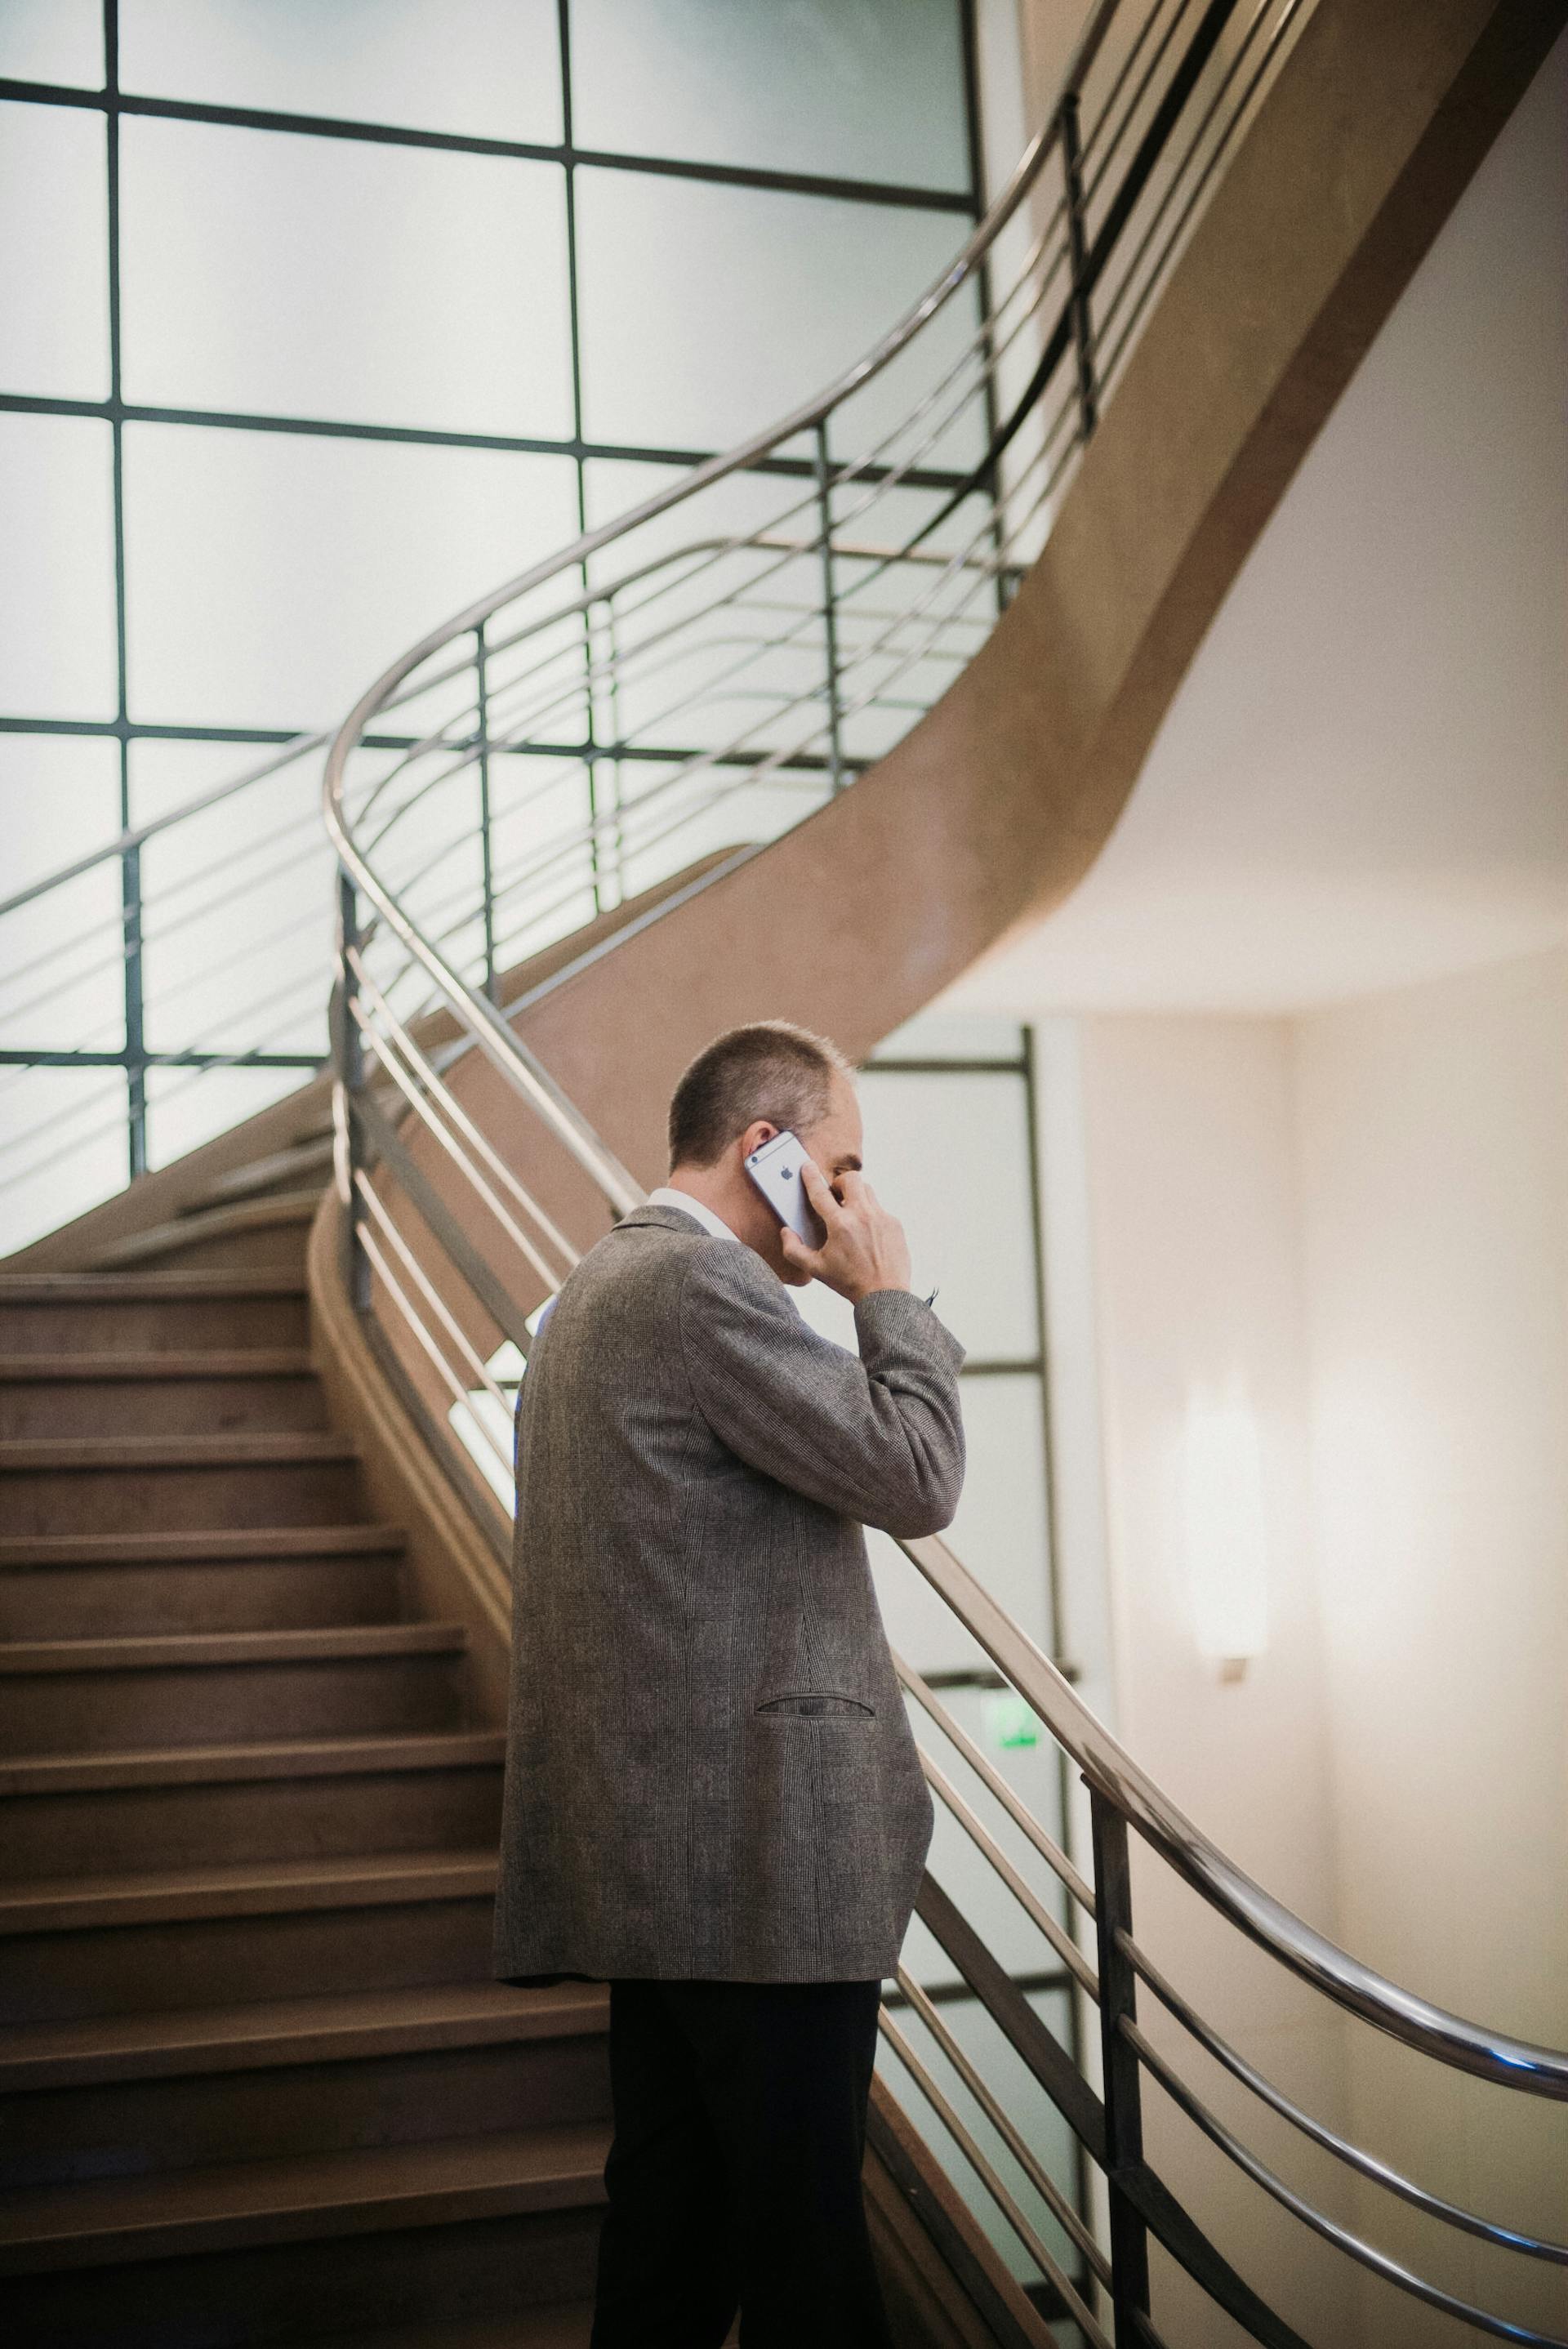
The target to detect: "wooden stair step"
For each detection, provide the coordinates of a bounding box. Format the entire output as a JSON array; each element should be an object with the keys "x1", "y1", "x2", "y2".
[
  {"x1": 0, "y1": 1845, "x2": 499, "y2": 1937},
  {"x1": 195, "y1": 1136, "x2": 336, "y2": 1207},
  {"x1": 0, "y1": 1981, "x2": 608, "y2": 2093},
  {"x1": 0, "y1": 1623, "x2": 466, "y2": 1674},
  {"x1": 0, "y1": 1273, "x2": 308, "y2": 1300},
  {"x1": 96, "y1": 1190, "x2": 321, "y2": 1264},
  {"x1": 0, "y1": 1525, "x2": 408, "y2": 1568},
  {"x1": 0, "y1": 2118, "x2": 611, "y2": 2273},
  {"x1": 0, "y1": 1350, "x2": 315, "y2": 1382},
  {"x1": 0, "y1": 1433, "x2": 358, "y2": 1472},
  {"x1": 295, "y1": 2307, "x2": 598, "y2": 2349},
  {"x1": 0, "y1": 1727, "x2": 504, "y2": 1800}
]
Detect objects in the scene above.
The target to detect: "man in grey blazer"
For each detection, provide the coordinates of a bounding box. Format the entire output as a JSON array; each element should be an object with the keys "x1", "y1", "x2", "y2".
[{"x1": 492, "y1": 1018, "x2": 966, "y2": 2348}]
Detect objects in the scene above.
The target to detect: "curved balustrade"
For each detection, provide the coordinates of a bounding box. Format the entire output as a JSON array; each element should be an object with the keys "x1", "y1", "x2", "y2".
[{"x1": 314, "y1": 0, "x2": 1568, "y2": 2339}]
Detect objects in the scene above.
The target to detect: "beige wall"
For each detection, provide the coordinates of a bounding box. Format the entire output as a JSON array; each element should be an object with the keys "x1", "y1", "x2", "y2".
[
  {"x1": 1293, "y1": 943, "x2": 1568, "y2": 2343},
  {"x1": 1072, "y1": 1011, "x2": 1354, "y2": 2347},
  {"x1": 1054, "y1": 961, "x2": 1568, "y2": 2344}
]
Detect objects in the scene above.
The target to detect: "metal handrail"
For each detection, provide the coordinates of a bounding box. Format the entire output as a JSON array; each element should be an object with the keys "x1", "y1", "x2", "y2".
[
  {"x1": 899, "y1": 1531, "x2": 1568, "y2": 2099},
  {"x1": 301, "y1": 1, "x2": 1568, "y2": 2339}
]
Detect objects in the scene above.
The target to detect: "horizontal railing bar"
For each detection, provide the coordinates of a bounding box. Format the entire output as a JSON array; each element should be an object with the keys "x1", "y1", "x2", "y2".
[
  {"x1": 1119, "y1": 2151, "x2": 1314, "y2": 2349},
  {"x1": 348, "y1": 1004, "x2": 572, "y2": 1296},
  {"x1": 898, "y1": 1651, "x2": 1097, "y2": 1914},
  {"x1": 346, "y1": 1080, "x2": 538, "y2": 1357},
  {"x1": 915, "y1": 1871, "x2": 1107, "y2": 2166},
  {"x1": 893, "y1": 1963, "x2": 1114, "y2": 2291},
  {"x1": 346, "y1": 947, "x2": 578, "y2": 1275},
  {"x1": 354, "y1": 1170, "x2": 514, "y2": 1459},
  {"x1": 919, "y1": 1745, "x2": 1099, "y2": 1996},
  {"x1": 1119, "y1": 1926, "x2": 1568, "y2": 2264},
  {"x1": 900, "y1": 1531, "x2": 1568, "y2": 2097},
  {"x1": 877, "y1": 2000, "x2": 1111, "y2": 2349},
  {"x1": 883, "y1": 1965, "x2": 1075, "y2": 2010},
  {"x1": 1124, "y1": 2017, "x2": 1568, "y2": 2347}
]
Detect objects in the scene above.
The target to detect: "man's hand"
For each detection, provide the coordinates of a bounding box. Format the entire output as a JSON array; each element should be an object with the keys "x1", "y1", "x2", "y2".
[{"x1": 778, "y1": 1160, "x2": 913, "y2": 1304}]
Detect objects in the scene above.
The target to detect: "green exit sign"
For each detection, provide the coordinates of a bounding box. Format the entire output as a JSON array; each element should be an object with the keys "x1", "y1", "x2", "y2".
[{"x1": 982, "y1": 1691, "x2": 1040, "y2": 1750}]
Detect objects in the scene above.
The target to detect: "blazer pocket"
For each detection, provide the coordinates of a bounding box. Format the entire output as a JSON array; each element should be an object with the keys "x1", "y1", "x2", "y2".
[{"x1": 756, "y1": 1692, "x2": 876, "y2": 1719}]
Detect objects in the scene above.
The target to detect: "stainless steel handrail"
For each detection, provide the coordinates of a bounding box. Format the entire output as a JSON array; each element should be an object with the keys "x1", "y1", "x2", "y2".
[{"x1": 901, "y1": 1531, "x2": 1568, "y2": 2097}]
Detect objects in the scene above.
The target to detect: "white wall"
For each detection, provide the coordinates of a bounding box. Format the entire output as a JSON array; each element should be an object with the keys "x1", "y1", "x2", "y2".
[
  {"x1": 1070, "y1": 1011, "x2": 1355, "y2": 2349},
  {"x1": 1036, "y1": 964, "x2": 1568, "y2": 2347},
  {"x1": 1293, "y1": 944, "x2": 1568, "y2": 2344}
]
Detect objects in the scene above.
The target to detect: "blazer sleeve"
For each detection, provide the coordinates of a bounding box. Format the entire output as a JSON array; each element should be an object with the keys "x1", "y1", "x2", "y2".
[{"x1": 675, "y1": 1240, "x2": 967, "y2": 1538}]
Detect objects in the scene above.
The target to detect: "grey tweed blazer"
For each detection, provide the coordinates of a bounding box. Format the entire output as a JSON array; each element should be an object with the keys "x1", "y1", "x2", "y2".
[{"x1": 491, "y1": 1200, "x2": 966, "y2": 1986}]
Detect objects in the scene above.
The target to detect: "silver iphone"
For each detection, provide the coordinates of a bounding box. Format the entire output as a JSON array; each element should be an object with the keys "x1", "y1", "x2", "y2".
[{"x1": 744, "y1": 1130, "x2": 827, "y2": 1249}]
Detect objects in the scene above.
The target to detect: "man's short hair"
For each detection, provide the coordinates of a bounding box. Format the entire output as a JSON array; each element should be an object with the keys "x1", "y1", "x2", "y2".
[{"x1": 668, "y1": 1021, "x2": 853, "y2": 1170}]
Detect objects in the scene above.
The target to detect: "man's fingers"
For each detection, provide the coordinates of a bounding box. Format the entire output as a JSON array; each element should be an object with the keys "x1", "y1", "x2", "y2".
[
  {"x1": 778, "y1": 1224, "x2": 822, "y2": 1269},
  {"x1": 798, "y1": 1157, "x2": 839, "y2": 1216}
]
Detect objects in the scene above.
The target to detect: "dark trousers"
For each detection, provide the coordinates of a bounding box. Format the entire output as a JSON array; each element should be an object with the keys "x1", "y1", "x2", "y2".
[{"x1": 588, "y1": 1974, "x2": 896, "y2": 2349}]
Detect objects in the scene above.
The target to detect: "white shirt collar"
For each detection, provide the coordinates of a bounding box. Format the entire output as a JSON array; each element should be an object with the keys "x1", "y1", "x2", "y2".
[{"x1": 644, "y1": 1185, "x2": 740, "y2": 1245}]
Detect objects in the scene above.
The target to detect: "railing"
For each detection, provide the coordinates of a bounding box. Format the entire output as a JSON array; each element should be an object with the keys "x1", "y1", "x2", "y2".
[{"x1": 120, "y1": 0, "x2": 1559, "y2": 2340}]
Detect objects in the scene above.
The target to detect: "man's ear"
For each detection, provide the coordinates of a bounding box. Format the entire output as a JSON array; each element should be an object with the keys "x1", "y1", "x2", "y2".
[{"x1": 737, "y1": 1118, "x2": 780, "y2": 1160}]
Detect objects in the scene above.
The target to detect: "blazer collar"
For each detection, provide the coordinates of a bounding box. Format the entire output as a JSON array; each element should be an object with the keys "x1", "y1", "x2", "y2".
[{"x1": 612, "y1": 1199, "x2": 734, "y2": 1240}]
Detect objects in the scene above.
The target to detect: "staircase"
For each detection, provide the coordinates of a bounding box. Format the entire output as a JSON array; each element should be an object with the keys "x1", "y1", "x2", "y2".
[
  {"x1": 0, "y1": 1164, "x2": 616, "y2": 2347},
  {"x1": 5, "y1": 2, "x2": 1568, "y2": 2345}
]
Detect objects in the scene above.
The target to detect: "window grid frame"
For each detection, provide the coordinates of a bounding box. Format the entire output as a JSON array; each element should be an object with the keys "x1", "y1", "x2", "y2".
[{"x1": 2, "y1": 0, "x2": 987, "y2": 1181}]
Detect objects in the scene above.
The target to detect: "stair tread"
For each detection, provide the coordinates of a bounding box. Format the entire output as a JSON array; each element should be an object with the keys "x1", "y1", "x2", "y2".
[
  {"x1": 196, "y1": 1138, "x2": 336, "y2": 1206},
  {"x1": 0, "y1": 1978, "x2": 608, "y2": 2090},
  {"x1": 0, "y1": 1433, "x2": 358, "y2": 1469},
  {"x1": 0, "y1": 1843, "x2": 499, "y2": 1934},
  {"x1": 0, "y1": 1622, "x2": 466, "y2": 1672},
  {"x1": 0, "y1": 2116, "x2": 610, "y2": 2269},
  {"x1": 0, "y1": 1271, "x2": 307, "y2": 1299},
  {"x1": 0, "y1": 1525, "x2": 408, "y2": 1567},
  {"x1": 0, "y1": 1724, "x2": 504, "y2": 1796},
  {"x1": 0, "y1": 1350, "x2": 316, "y2": 1381},
  {"x1": 296, "y1": 2307, "x2": 598, "y2": 2349}
]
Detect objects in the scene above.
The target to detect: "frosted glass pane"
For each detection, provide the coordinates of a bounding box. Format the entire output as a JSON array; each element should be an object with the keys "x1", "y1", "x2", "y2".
[
  {"x1": 862, "y1": 1383, "x2": 1052, "y2": 1670},
  {"x1": 858, "y1": 1068, "x2": 1038, "y2": 1357},
  {"x1": 0, "y1": 413, "x2": 118, "y2": 720},
  {"x1": 130, "y1": 739, "x2": 335, "y2": 1057},
  {"x1": 947, "y1": 1372, "x2": 1053, "y2": 1645},
  {"x1": 610, "y1": 763, "x2": 826, "y2": 903},
  {"x1": 120, "y1": 118, "x2": 572, "y2": 437},
  {"x1": 0, "y1": 1067, "x2": 129, "y2": 1255},
  {"x1": 0, "y1": 102, "x2": 109, "y2": 399},
  {"x1": 572, "y1": 0, "x2": 969, "y2": 192},
  {"x1": 119, "y1": 0, "x2": 563, "y2": 143},
  {"x1": 0, "y1": 0, "x2": 102, "y2": 86},
  {"x1": 488, "y1": 757, "x2": 599, "y2": 970},
  {"x1": 0, "y1": 734, "x2": 123, "y2": 1055},
  {"x1": 145, "y1": 1060, "x2": 314, "y2": 1173},
  {"x1": 122, "y1": 423, "x2": 580, "y2": 729},
  {"x1": 577, "y1": 167, "x2": 983, "y2": 459}
]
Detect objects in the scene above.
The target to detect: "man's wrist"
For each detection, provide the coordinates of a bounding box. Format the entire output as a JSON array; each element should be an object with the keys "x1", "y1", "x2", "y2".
[{"x1": 844, "y1": 1280, "x2": 913, "y2": 1305}]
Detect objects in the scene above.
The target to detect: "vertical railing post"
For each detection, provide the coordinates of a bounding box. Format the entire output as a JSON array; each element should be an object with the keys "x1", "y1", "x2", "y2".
[
  {"x1": 332, "y1": 867, "x2": 371, "y2": 1314},
  {"x1": 474, "y1": 621, "x2": 498, "y2": 1005},
  {"x1": 121, "y1": 835, "x2": 147, "y2": 1182},
  {"x1": 1061, "y1": 89, "x2": 1099, "y2": 444},
  {"x1": 813, "y1": 421, "x2": 845, "y2": 794},
  {"x1": 1089, "y1": 1782, "x2": 1151, "y2": 2344}
]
